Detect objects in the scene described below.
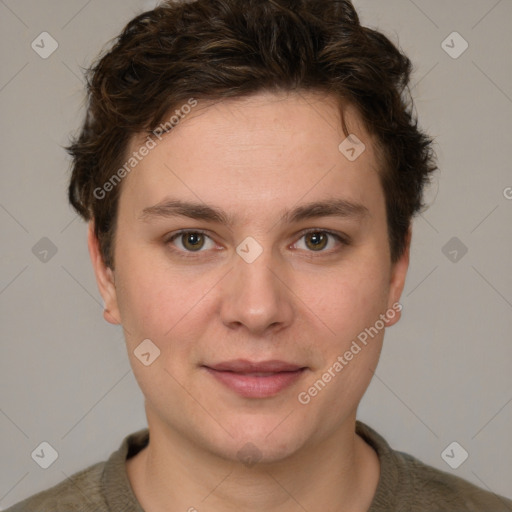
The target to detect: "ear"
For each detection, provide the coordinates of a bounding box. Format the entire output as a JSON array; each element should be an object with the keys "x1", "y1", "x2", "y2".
[
  {"x1": 87, "y1": 221, "x2": 121, "y2": 325},
  {"x1": 385, "y1": 226, "x2": 411, "y2": 327}
]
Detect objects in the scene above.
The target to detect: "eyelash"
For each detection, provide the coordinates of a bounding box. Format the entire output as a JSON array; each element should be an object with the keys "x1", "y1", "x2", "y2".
[{"x1": 164, "y1": 228, "x2": 350, "y2": 259}]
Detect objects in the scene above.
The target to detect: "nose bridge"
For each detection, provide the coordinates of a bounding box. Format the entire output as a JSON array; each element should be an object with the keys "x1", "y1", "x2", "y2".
[{"x1": 220, "y1": 238, "x2": 293, "y2": 333}]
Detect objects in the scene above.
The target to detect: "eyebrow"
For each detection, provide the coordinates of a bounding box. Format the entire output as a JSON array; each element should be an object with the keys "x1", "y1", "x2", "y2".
[{"x1": 139, "y1": 197, "x2": 369, "y2": 226}]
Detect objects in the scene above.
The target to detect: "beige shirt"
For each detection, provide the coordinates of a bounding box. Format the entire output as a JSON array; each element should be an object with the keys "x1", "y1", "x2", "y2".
[{"x1": 5, "y1": 421, "x2": 512, "y2": 511}]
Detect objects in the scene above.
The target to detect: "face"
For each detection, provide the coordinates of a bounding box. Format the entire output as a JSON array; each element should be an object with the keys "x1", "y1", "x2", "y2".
[{"x1": 89, "y1": 91, "x2": 409, "y2": 463}]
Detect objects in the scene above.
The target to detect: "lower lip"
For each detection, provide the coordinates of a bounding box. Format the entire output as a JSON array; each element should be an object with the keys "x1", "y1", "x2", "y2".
[{"x1": 204, "y1": 368, "x2": 306, "y2": 398}]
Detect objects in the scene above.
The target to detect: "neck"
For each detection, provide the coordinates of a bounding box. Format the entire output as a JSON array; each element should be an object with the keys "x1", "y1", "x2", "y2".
[{"x1": 126, "y1": 413, "x2": 380, "y2": 512}]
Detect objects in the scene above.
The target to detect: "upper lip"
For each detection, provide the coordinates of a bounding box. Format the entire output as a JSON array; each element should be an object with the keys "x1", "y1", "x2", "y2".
[{"x1": 205, "y1": 359, "x2": 305, "y2": 373}]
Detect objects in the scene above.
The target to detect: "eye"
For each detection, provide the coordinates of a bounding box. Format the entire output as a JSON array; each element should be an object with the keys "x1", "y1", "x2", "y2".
[
  {"x1": 166, "y1": 230, "x2": 216, "y2": 253},
  {"x1": 292, "y1": 229, "x2": 348, "y2": 253},
  {"x1": 164, "y1": 228, "x2": 349, "y2": 258}
]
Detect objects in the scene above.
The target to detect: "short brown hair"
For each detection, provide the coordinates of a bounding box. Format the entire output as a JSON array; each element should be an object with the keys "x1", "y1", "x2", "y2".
[{"x1": 67, "y1": 0, "x2": 437, "y2": 268}]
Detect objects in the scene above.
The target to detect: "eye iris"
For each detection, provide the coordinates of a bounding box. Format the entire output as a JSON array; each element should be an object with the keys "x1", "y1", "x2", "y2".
[
  {"x1": 305, "y1": 232, "x2": 328, "y2": 251},
  {"x1": 183, "y1": 232, "x2": 204, "y2": 251},
  {"x1": 178, "y1": 232, "x2": 330, "y2": 252}
]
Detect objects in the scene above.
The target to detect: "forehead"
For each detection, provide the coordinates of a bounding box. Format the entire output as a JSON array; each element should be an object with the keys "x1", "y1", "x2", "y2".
[{"x1": 119, "y1": 91, "x2": 383, "y2": 223}]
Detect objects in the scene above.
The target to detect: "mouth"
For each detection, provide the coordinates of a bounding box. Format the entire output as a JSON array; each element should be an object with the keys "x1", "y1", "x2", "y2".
[{"x1": 202, "y1": 359, "x2": 308, "y2": 398}]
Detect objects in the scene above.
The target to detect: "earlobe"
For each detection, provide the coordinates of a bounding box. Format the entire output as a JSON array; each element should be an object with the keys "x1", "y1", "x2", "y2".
[
  {"x1": 386, "y1": 226, "x2": 411, "y2": 327},
  {"x1": 87, "y1": 222, "x2": 121, "y2": 325}
]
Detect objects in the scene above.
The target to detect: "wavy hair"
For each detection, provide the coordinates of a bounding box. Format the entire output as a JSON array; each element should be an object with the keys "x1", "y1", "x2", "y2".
[{"x1": 67, "y1": 0, "x2": 437, "y2": 268}]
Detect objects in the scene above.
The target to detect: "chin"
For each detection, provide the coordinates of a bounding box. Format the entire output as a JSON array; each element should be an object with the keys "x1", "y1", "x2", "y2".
[
  {"x1": 203, "y1": 414, "x2": 313, "y2": 465},
  {"x1": 215, "y1": 436, "x2": 306, "y2": 467}
]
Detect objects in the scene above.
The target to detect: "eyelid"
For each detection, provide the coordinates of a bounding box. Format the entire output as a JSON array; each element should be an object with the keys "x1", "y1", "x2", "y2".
[
  {"x1": 293, "y1": 227, "x2": 351, "y2": 247},
  {"x1": 164, "y1": 228, "x2": 350, "y2": 257},
  {"x1": 164, "y1": 228, "x2": 217, "y2": 252}
]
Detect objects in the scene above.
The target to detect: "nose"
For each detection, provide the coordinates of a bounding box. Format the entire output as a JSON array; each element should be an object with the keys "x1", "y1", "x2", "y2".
[{"x1": 219, "y1": 247, "x2": 294, "y2": 336}]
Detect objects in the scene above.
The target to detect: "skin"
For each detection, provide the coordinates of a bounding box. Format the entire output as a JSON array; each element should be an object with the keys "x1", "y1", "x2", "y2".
[{"x1": 88, "y1": 90, "x2": 410, "y2": 512}]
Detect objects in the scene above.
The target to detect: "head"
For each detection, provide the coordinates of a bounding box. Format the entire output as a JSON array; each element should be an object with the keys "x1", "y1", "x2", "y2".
[{"x1": 67, "y1": 0, "x2": 436, "y2": 463}]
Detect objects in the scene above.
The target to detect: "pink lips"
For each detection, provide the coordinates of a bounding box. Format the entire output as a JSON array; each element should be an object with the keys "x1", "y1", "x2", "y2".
[{"x1": 203, "y1": 359, "x2": 307, "y2": 398}]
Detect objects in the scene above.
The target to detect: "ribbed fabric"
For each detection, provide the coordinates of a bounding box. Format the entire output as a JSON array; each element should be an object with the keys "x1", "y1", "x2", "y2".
[{"x1": 5, "y1": 421, "x2": 512, "y2": 511}]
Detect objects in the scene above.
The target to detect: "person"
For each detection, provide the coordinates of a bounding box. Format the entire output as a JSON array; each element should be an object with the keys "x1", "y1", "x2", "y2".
[{"x1": 6, "y1": 0, "x2": 511, "y2": 511}]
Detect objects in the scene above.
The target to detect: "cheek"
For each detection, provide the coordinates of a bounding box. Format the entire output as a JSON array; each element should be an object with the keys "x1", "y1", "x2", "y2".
[
  {"x1": 113, "y1": 249, "x2": 173, "y2": 339},
  {"x1": 297, "y1": 268, "x2": 389, "y2": 422},
  {"x1": 114, "y1": 247, "x2": 219, "y2": 347},
  {"x1": 318, "y1": 261, "x2": 390, "y2": 340},
  {"x1": 113, "y1": 258, "x2": 203, "y2": 398}
]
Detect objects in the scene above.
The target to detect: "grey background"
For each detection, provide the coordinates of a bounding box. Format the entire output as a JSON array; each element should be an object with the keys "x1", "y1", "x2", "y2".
[{"x1": 1, "y1": 0, "x2": 511, "y2": 507}]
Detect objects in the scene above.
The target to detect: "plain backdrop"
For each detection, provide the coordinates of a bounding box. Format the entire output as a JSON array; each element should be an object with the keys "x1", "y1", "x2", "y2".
[{"x1": 1, "y1": 0, "x2": 511, "y2": 507}]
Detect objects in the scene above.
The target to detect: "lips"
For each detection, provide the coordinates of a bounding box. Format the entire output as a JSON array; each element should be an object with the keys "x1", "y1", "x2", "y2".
[
  {"x1": 203, "y1": 359, "x2": 307, "y2": 398},
  {"x1": 208, "y1": 359, "x2": 304, "y2": 373}
]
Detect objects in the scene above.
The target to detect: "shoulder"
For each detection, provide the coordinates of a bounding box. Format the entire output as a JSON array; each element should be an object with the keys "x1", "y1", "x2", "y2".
[
  {"x1": 4, "y1": 428, "x2": 148, "y2": 512},
  {"x1": 3, "y1": 461, "x2": 108, "y2": 512},
  {"x1": 395, "y1": 449, "x2": 512, "y2": 511},
  {"x1": 357, "y1": 421, "x2": 512, "y2": 512}
]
